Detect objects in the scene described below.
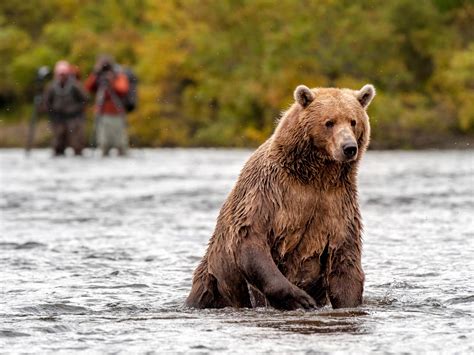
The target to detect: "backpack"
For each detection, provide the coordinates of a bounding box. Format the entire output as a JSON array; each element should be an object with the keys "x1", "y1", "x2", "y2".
[{"x1": 122, "y1": 67, "x2": 138, "y2": 113}]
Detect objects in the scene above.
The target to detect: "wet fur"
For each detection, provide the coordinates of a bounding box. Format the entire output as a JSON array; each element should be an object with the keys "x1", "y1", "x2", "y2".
[{"x1": 186, "y1": 86, "x2": 373, "y2": 310}]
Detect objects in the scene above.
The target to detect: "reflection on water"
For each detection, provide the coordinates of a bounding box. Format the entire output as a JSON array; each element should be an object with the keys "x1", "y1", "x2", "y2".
[
  {"x1": 229, "y1": 309, "x2": 370, "y2": 335},
  {"x1": 0, "y1": 149, "x2": 473, "y2": 353}
]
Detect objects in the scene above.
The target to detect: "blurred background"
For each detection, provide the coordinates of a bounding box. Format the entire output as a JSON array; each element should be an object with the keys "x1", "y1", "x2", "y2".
[
  {"x1": 0, "y1": 0, "x2": 473, "y2": 149},
  {"x1": 1, "y1": 2, "x2": 473, "y2": 352}
]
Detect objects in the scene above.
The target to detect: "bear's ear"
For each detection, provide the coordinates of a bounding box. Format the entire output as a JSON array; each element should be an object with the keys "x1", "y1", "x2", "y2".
[
  {"x1": 356, "y1": 84, "x2": 376, "y2": 109},
  {"x1": 294, "y1": 85, "x2": 315, "y2": 108}
]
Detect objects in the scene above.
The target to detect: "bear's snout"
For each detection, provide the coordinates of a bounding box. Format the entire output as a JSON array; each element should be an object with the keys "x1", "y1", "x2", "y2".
[
  {"x1": 343, "y1": 143, "x2": 358, "y2": 159},
  {"x1": 332, "y1": 127, "x2": 358, "y2": 162}
]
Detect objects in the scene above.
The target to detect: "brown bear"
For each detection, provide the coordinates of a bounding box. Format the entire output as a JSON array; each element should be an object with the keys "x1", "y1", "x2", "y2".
[{"x1": 185, "y1": 84, "x2": 375, "y2": 310}]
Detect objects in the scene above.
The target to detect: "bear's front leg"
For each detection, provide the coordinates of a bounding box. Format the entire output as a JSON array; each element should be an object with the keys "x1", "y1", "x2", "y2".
[
  {"x1": 237, "y1": 240, "x2": 316, "y2": 310},
  {"x1": 327, "y1": 246, "x2": 364, "y2": 309}
]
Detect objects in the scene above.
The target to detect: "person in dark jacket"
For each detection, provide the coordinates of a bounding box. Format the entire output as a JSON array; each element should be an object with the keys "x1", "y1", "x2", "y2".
[
  {"x1": 44, "y1": 61, "x2": 88, "y2": 156},
  {"x1": 85, "y1": 55, "x2": 129, "y2": 156}
]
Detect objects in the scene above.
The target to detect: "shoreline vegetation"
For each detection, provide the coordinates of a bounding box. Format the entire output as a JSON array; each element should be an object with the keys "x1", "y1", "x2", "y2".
[
  {"x1": 1, "y1": 1, "x2": 473, "y2": 149},
  {"x1": 0, "y1": 118, "x2": 472, "y2": 150}
]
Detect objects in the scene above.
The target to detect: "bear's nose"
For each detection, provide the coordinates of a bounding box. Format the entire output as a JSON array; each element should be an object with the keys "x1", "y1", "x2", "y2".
[{"x1": 343, "y1": 144, "x2": 358, "y2": 158}]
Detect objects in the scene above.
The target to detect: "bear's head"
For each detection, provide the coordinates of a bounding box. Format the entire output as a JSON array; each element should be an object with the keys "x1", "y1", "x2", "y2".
[{"x1": 291, "y1": 84, "x2": 375, "y2": 163}]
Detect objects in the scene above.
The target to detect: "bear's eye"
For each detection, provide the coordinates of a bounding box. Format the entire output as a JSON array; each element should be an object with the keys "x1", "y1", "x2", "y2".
[
  {"x1": 325, "y1": 120, "x2": 334, "y2": 128},
  {"x1": 351, "y1": 119, "x2": 356, "y2": 127}
]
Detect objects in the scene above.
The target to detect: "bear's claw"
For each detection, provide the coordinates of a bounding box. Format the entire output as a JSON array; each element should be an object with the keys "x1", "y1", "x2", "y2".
[{"x1": 266, "y1": 282, "x2": 316, "y2": 310}]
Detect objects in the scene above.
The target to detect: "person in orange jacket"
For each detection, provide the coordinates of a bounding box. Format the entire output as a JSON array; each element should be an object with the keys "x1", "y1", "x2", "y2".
[{"x1": 85, "y1": 55, "x2": 129, "y2": 156}]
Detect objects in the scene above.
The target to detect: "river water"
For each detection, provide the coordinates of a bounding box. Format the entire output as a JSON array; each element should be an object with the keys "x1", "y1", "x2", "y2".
[{"x1": 0, "y1": 148, "x2": 473, "y2": 353}]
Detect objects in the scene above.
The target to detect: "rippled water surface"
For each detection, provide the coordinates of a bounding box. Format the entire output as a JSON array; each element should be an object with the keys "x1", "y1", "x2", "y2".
[{"x1": 1, "y1": 148, "x2": 473, "y2": 353}]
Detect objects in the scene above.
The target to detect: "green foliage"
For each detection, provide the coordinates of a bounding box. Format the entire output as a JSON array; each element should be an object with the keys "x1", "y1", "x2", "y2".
[
  {"x1": 0, "y1": 0, "x2": 473, "y2": 147},
  {"x1": 430, "y1": 43, "x2": 474, "y2": 132}
]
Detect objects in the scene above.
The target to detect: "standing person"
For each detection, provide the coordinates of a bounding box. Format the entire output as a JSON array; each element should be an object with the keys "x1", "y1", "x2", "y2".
[
  {"x1": 85, "y1": 55, "x2": 130, "y2": 156},
  {"x1": 44, "y1": 60, "x2": 88, "y2": 156}
]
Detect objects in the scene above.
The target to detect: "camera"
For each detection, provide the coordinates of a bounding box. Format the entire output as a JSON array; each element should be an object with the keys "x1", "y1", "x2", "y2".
[
  {"x1": 36, "y1": 66, "x2": 51, "y2": 82},
  {"x1": 99, "y1": 63, "x2": 113, "y2": 73}
]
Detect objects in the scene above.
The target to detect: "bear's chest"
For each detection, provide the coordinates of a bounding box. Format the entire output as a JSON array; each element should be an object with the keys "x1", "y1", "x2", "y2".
[{"x1": 270, "y1": 184, "x2": 353, "y2": 281}]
